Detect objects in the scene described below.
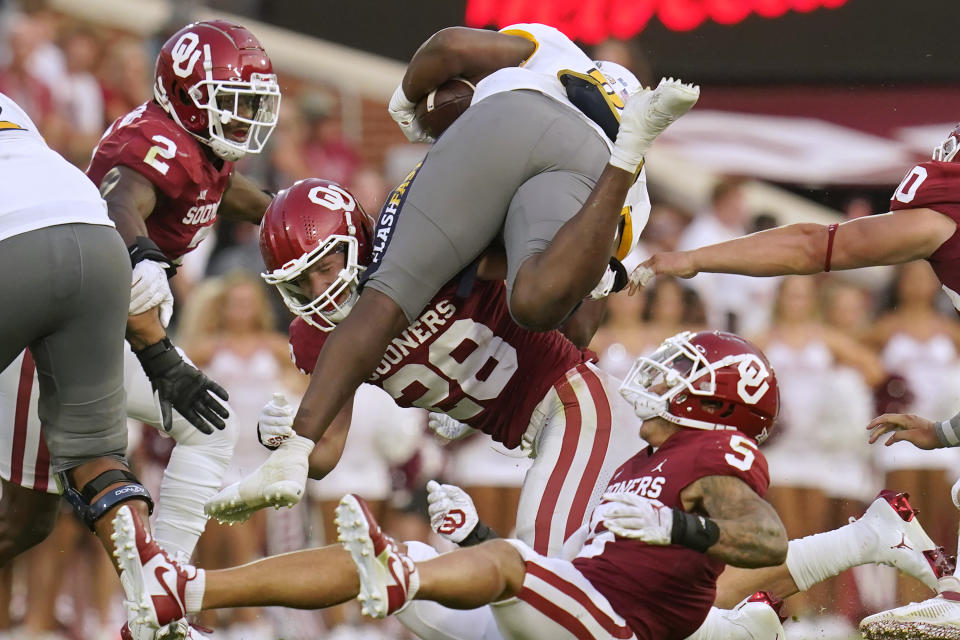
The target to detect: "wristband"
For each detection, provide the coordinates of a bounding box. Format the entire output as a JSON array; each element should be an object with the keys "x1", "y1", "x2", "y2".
[
  {"x1": 936, "y1": 415, "x2": 960, "y2": 447},
  {"x1": 824, "y1": 223, "x2": 838, "y2": 272},
  {"x1": 128, "y1": 236, "x2": 176, "y2": 277},
  {"x1": 460, "y1": 521, "x2": 498, "y2": 547},
  {"x1": 670, "y1": 510, "x2": 720, "y2": 553},
  {"x1": 134, "y1": 337, "x2": 182, "y2": 378}
]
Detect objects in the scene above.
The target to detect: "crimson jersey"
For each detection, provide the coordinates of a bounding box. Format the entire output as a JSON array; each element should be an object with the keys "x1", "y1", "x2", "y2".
[
  {"x1": 890, "y1": 160, "x2": 960, "y2": 311},
  {"x1": 288, "y1": 278, "x2": 587, "y2": 448},
  {"x1": 86, "y1": 101, "x2": 234, "y2": 261},
  {"x1": 572, "y1": 429, "x2": 770, "y2": 640}
]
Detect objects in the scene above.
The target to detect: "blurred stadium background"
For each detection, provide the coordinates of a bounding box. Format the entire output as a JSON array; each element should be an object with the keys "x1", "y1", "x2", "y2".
[{"x1": 2, "y1": 0, "x2": 960, "y2": 638}]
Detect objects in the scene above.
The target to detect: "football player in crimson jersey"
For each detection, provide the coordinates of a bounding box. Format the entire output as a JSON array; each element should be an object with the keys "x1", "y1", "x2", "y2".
[
  {"x1": 631, "y1": 124, "x2": 960, "y2": 636},
  {"x1": 108, "y1": 331, "x2": 947, "y2": 640},
  {"x1": 206, "y1": 175, "x2": 648, "y2": 561}
]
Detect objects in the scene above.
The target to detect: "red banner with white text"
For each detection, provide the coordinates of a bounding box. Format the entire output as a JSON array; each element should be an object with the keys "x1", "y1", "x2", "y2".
[{"x1": 465, "y1": 0, "x2": 850, "y2": 43}]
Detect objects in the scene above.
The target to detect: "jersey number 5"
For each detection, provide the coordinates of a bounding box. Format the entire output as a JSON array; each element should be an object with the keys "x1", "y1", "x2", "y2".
[
  {"x1": 144, "y1": 135, "x2": 177, "y2": 176},
  {"x1": 725, "y1": 435, "x2": 758, "y2": 471}
]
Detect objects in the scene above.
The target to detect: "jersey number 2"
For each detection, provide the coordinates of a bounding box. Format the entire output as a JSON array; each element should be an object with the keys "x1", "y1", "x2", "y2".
[{"x1": 144, "y1": 135, "x2": 177, "y2": 176}]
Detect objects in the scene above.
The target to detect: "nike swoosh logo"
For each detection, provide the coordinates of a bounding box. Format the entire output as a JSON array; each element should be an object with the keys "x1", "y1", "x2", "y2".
[{"x1": 155, "y1": 566, "x2": 186, "y2": 617}]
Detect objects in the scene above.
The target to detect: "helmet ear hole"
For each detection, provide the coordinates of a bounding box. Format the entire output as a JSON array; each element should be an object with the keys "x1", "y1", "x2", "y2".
[{"x1": 177, "y1": 88, "x2": 191, "y2": 106}]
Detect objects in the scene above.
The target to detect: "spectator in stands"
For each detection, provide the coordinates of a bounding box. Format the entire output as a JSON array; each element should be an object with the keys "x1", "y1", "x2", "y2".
[
  {"x1": 751, "y1": 275, "x2": 883, "y2": 628},
  {"x1": 676, "y1": 177, "x2": 779, "y2": 334},
  {"x1": 56, "y1": 28, "x2": 104, "y2": 165},
  {"x1": 100, "y1": 37, "x2": 150, "y2": 125},
  {"x1": 863, "y1": 261, "x2": 960, "y2": 602},
  {"x1": 0, "y1": 14, "x2": 65, "y2": 149},
  {"x1": 179, "y1": 273, "x2": 306, "y2": 640},
  {"x1": 592, "y1": 277, "x2": 704, "y2": 380}
]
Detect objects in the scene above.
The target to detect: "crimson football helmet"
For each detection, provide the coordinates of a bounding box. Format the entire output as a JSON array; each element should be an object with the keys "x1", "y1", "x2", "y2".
[
  {"x1": 154, "y1": 20, "x2": 280, "y2": 161},
  {"x1": 619, "y1": 330, "x2": 779, "y2": 443},
  {"x1": 933, "y1": 123, "x2": 960, "y2": 162},
  {"x1": 260, "y1": 178, "x2": 375, "y2": 331}
]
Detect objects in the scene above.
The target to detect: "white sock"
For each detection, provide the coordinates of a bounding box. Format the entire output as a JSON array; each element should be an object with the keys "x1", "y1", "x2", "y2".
[
  {"x1": 184, "y1": 568, "x2": 206, "y2": 614},
  {"x1": 785, "y1": 522, "x2": 865, "y2": 592},
  {"x1": 153, "y1": 441, "x2": 231, "y2": 563}
]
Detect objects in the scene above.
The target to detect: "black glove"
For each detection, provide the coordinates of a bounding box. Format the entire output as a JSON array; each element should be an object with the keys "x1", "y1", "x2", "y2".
[{"x1": 135, "y1": 338, "x2": 229, "y2": 434}]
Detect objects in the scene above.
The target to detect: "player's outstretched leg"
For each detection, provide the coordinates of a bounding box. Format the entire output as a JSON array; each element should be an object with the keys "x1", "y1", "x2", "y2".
[
  {"x1": 336, "y1": 493, "x2": 420, "y2": 618},
  {"x1": 203, "y1": 434, "x2": 314, "y2": 522},
  {"x1": 787, "y1": 490, "x2": 951, "y2": 594}
]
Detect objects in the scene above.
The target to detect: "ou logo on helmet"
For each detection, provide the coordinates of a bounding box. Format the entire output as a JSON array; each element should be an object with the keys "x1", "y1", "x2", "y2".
[
  {"x1": 308, "y1": 184, "x2": 356, "y2": 213},
  {"x1": 736, "y1": 355, "x2": 770, "y2": 404},
  {"x1": 171, "y1": 32, "x2": 202, "y2": 79}
]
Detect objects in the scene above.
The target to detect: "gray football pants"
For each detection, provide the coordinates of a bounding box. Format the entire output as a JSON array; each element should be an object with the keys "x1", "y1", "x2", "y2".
[
  {"x1": 364, "y1": 90, "x2": 610, "y2": 323},
  {"x1": 0, "y1": 222, "x2": 130, "y2": 473}
]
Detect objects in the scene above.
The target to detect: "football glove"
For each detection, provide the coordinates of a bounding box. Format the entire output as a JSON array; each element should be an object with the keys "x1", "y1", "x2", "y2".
[
  {"x1": 426, "y1": 480, "x2": 480, "y2": 544},
  {"x1": 134, "y1": 338, "x2": 229, "y2": 434},
  {"x1": 130, "y1": 259, "x2": 174, "y2": 327},
  {"x1": 257, "y1": 392, "x2": 296, "y2": 450},
  {"x1": 600, "y1": 492, "x2": 673, "y2": 545},
  {"x1": 389, "y1": 83, "x2": 433, "y2": 143},
  {"x1": 427, "y1": 412, "x2": 475, "y2": 443}
]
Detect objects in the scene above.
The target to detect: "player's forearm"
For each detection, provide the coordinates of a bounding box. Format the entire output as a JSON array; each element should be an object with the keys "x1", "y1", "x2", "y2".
[
  {"x1": 292, "y1": 290, "x2": 408, "y2": 442},
  {"x1": 689, "y1": 223, "x2": 828, "y2": 276},
  {"x1": 125, "y1": 308, "x2": 166, "y2": 351},
  {"x1": 219, "y1": 172, "x2": 271, "y2": 223},
  {"x1": 707, "y1": 515, "x2": 788, "y2": 568},
  {"x1": 100, "y1": 167, "x2": 157, "y2": 246},
  {"x1": 511, "y1": 166, "x2": 632, "y2": 328},
  {"x1": 402, "y1": 27, "x2": 532, "y2": 101}
]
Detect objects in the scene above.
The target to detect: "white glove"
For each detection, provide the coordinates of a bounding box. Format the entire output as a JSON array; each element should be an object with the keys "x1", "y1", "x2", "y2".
[
  {"x1": 427, "y1": 412, "x2": 475, "y2": 443},
  {"x1": 952, "y1": 477, "x2": 960, "y2": 510},
  {"x1": 257, "y1": 392, "x2": 296, "y2": 449},
  {"x1": 589, "y1": 264, "x2": 618, "y2": 300},
  {"x1": 130, "y1": 259, "x2": 173, "y2": 327},
  {"x1": 600, "y1": 492, "x2": 673, "y2": 545},
  {"x1": 610, "y1": 77, "x2": 700, "y2": 174},
  {"x1": 389, "y1": 83, "x2": 433, "y2": 143},
  {"x1": 426, "y1": 480, "x2": 479, "y2": 543}
]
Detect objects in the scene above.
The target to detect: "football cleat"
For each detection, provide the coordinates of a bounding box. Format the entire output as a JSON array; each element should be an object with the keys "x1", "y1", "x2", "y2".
[
  {"x1": 728, "y1": 591, "x2": 787, "y2": 639},
  {"x1": 860, "y1": 576, "x2": 960, "y2": 639},
  {"x1": 852, "y1": 490, "x2": 952, "y2": 591},
  {"x1": 204, "y1": 434, "x2": 313, "y2": 522},
  {"x1": 121, "y1": 619, "x2": 212, "y2": 640},
  {"x1": 610, "y1": 76, "x2": 700, "y2": 172},
  {"x1": 336, "y1": 493, "x2": 420, "y2": 618},
  {"x1": 111, "y1": 506, "x2": 204, "y2": 639}
]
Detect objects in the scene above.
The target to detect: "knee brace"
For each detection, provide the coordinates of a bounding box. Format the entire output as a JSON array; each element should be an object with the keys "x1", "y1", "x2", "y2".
[{"x1": 57, "y1": 469, "x2": 154, "y2": 531}]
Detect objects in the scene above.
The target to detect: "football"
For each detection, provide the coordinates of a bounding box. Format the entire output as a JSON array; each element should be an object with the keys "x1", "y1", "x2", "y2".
[{"x1": 414, "y1": 77, "x2": 475, "y2": 140}]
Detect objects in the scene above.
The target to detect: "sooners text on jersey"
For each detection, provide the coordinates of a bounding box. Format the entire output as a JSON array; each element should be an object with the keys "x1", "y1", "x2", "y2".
[
  {"x1": 890, "y1": 126, "x2": 960, "y2": 311},
  {"x1": 86, "y1": 101, "x2": 234, "y2": 261},
  {"x1": 573, "y1": 428, "x2": 770, "y2": 640},
  {"x1": 289, "y1": 277, "x2": 586, "y2": 448}
]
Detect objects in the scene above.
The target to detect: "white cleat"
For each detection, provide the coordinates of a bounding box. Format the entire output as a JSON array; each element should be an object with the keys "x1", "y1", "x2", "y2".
[
  {"x1": 204, "y1": 434, "x2": 313, "y2": 522},
  {"x1": 861, "y1": 576, "x2": 960, "y2": 639},
  {"x1": 727, "y1": 591, "x2": 786, "y2": 640},
  {"x1": 112, "y1": 506, "x2": 204, "y2": 640},
  {"x1": 852, "y1": 491, "x2": 953, "y2": 591},
  {"x1": 620, "y1": 77, "x2": 699, "y2": 153},
  {"x1": 335, "y1": 494, "x2": 419, "y2": 618}
]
